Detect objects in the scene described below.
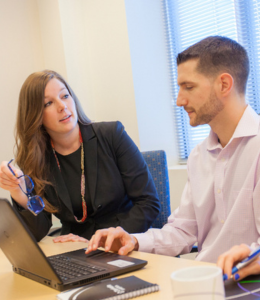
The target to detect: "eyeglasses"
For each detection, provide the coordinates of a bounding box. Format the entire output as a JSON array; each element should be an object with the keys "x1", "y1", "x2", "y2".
[{"x1": 8, "y1": 159, "x2": 45, "y2": 216}]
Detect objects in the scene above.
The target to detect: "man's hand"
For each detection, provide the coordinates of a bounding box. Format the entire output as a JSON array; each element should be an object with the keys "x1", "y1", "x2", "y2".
[
  {"x1": 85, "y1": 226, "x2": 139, "y2": 255},
  {"x1": 53, "y1": 233, "x2": 89, "y2": 243},
  {"x1": 217, "y1": 244, "x2": 260, "y2": 281}
]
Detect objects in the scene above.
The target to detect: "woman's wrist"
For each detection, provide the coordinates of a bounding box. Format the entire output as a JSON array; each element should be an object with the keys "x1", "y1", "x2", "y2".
[{"x1": 11, "y1": 190, "x2": 28, "y2": 209}]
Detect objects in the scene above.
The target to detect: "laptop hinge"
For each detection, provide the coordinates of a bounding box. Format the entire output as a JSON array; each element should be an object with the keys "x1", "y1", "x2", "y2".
[{"x1": 13, "y1": 266, "x2": 61, "y2": 290}]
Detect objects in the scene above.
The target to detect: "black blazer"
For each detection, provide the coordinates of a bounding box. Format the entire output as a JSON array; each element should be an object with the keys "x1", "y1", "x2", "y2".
[{"x1": 15, "y1": 122, "x2": 160, "y2": 241}]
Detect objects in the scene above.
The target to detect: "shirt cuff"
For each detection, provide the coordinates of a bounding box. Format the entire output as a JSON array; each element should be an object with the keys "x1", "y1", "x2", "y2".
[{"x1": 132, "y1": 230, "x2": 155, "y2": 253}]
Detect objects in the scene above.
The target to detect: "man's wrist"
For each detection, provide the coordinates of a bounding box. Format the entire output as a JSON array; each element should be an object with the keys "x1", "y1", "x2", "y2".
[{"x1": 132, "y1": 236, "x2": 139, "y2": 251}]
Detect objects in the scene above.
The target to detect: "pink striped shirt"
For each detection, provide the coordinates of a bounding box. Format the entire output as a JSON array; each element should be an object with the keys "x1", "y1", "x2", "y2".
[{"x1": 135, "y1": 105, "x2": 260, "y2": 262}]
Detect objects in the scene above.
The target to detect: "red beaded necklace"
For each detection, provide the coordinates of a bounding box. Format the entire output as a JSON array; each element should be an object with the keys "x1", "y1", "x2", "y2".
[{"x1": 51, "y1": 129, "x2": 87, "y2": 223}]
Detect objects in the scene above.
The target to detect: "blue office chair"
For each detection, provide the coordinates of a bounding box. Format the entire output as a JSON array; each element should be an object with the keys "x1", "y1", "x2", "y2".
[{"x1": 141, "y1": 150, "x2": 171, "y2": 229}]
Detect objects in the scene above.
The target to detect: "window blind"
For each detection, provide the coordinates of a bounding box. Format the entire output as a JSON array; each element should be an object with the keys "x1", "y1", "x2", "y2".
[
  {"x1": 163, "y1": 0, "x2": 260, "y2": 162},
  {"x1": 235, "y1": 1, "x2": 260, "y2": 113}
]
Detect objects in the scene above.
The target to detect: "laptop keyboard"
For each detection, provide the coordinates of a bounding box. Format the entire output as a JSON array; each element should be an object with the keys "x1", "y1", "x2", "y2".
[{"x1": 49, "y1": 254, "x2": 107, "y2": 282}]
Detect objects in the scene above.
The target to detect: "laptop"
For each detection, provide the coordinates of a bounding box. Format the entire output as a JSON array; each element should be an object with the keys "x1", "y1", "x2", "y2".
[{"x1": 0, "y1": 198, "x2": 147, "y2": 291}]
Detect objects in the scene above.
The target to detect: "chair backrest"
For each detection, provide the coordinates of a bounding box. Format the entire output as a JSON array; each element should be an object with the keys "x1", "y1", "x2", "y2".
[{"x1": 141, "y1": 150, "x2": 171, "y2": 228}]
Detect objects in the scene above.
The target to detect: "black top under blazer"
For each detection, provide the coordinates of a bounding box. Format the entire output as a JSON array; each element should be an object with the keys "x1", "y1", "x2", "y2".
[{"x1": 14, "y1": 121, "x2": 160, "y2": 241}]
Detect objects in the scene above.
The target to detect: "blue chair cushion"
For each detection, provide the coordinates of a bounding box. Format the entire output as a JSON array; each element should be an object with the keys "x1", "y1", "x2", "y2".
[{"x1": 141, "y1": 150, "x2": 171, "y2": 228}]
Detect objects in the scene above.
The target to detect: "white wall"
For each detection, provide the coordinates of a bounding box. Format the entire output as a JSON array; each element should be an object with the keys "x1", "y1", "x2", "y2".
[
  {"x1": 0, "y1": 0, "x2": 45, "y2": 199},
  {"x1": 80, "y1": 0, "x2": 140, "y2": 144},
  {"x1": 37, "y1": 0, "x2": 67, "y2": 76},
  {"x1": 124, "y1": 0, "x2": 178, "y2": 166},
  {"x1": 0, "y1": 0, "x2": 187, "y2": 210}
]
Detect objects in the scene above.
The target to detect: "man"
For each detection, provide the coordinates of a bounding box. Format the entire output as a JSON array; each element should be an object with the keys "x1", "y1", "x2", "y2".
[{"x1": 85, "y1": 36, "x2": 260, "y2": 263}]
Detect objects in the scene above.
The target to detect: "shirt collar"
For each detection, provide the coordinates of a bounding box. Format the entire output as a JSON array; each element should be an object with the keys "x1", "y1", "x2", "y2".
[
  {"x1": 207, "y1": 130, "x2": 222, "y2": 151},
  {"x1": 207, "y1": 105, "x2": 260, "y2": 151}
]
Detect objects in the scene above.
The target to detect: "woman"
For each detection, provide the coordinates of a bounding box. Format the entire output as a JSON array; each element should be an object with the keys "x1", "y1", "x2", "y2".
[
  {"x1": 0, "y1": 70, "x2": 160, "y2": 242},
  {"x1": 217, "y1": 244, "x2": 260, "y2": 281}
]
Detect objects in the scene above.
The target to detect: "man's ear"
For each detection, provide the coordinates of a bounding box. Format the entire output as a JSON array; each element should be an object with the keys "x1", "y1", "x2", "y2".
[{"x1": 216, "y1": 73, "x2": 234, "y2": 96}]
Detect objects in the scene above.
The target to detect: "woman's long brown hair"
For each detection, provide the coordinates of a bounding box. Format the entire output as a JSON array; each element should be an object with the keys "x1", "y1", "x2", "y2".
[{"x1": 14, "y1": 70, "x2": 91, "y2": 212}]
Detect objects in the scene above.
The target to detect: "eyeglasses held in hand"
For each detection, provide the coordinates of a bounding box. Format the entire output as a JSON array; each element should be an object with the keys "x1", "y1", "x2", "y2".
[{"x1": 8, "y1": 159, "x2": 45, "y2": 216}]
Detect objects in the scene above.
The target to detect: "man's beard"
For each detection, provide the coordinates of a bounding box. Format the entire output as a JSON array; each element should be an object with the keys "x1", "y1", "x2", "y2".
[{"x1": 189, "y1": 90, "x2": 224, "y2": 127}]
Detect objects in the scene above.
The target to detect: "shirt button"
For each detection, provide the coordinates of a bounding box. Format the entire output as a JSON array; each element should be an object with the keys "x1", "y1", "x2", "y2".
[
  {"x1": 217, "y1": 189, "x2": 221, "y2": 194},
  {"x1": 221, "y1": 220, "x2": 225, "y2": 224}
]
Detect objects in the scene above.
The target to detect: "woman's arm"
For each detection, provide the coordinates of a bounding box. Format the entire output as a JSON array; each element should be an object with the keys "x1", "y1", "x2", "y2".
[{"x1": 0, "y1": 160, "x2": 53, "y2": 241}]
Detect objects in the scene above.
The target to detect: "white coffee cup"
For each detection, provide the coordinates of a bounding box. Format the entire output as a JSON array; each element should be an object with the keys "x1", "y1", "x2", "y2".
[{"x1": 170, "y1": 265, "x2": 225, "y2": 299}]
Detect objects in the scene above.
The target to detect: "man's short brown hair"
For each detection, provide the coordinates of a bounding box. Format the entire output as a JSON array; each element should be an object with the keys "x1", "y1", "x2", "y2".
[{"x1": 177, "y1": 36, "x2": 249, "y2": 94}]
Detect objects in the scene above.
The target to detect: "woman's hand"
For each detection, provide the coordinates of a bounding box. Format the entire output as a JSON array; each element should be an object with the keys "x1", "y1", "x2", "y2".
[
  {"x1": 217, "y1": 244, "x2": 260, "y2": 281},
  {"x1": 53, "y1": 233, "x2": 89, "y2": 243},
  {"x1": 0, "y1": 160, "x2": 27, "y2": 207},
  {"x1": 0, "y1": 160, "x2": 22, "y2": 191}
]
